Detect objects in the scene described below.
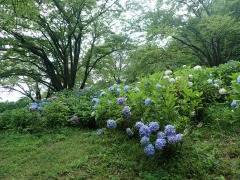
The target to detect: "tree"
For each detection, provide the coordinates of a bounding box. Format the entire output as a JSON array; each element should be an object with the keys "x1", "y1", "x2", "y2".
[
  {"x1": 0, "y1": 0, "x2": 126, "y2": 95},
  {"x1": 145, "y1": 0, "x2": 240, "y2": 66}
]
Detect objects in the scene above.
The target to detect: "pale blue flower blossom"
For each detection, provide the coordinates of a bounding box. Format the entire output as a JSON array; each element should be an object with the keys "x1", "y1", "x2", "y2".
[
  {"x1": 100, "y1": 91, "x2": 106, "y2": 96},
  {"x1": 134, "y1": 87, "x2": 140, "y2": 92},
  {"x1": 135, "y1": 121, "x2": 144, "y2": 129},
  {"x1": 157, "y1": 131, "x2": 165, "y2": 139},
  {"x1": 139, "y1": 125, "x2": 151, "y2": 137},
  {"x1": 122, "y1": 106, "x2": 131, "y2": 116},
  {"x1": 140, "y1": 136, "x2": 150, "y2": 146},
  {"x1": 145, "y1": 98, "x2": 151, "y2": 106},
  {"x1": 117, "y1": 97, "x2": 126, "y2": 106},
  {"x1": 108, "y1": 86, "x2": 114, "y2": 91},
  {"x1": 126, "y1": 128, "x2": 134, "y2": 136},
  {"x1": 155, "y1": 138, "x2": 166, "y2": 150},
  {"x1": 149, "y1": 122, "x2": 160, "y2": 132},
  {"x1": 92, "y1": 98, "x2": 99, "y2": 104},
  {"x1": 231, "y1": 100, "x2": 238, "y2": 108},
  {"x1": 107, "y1": 119, "x2": 117, "y2": 129},
  {"x1": 164, "y1": 125, "x2": 176, "y2": 135},
  {"x1": 144, "y1": 144, "x2": 155, "y2": 157},
  {"x1": 124, "y1": 85, "x2": 131, "y2": 92},
  {"x1": 97, "y1": 129, "x2": 103, "y2": 136},
  {"x1": 237, "y1": 76, "x2": 240, "y2": 84}
]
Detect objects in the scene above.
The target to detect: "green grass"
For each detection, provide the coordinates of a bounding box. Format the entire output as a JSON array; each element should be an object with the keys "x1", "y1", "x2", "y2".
[{"x1": 0, "y1": 124, "x2": 239, "y2": 180}]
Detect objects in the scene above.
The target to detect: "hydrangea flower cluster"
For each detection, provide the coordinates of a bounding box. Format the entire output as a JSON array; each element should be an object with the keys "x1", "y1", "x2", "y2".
[
  {"x1": 107, "y1": 119, "x2": 117, "y2": 130},
  {"x1": 97, "y1": 129, "x2": 103, "y2": 136},
  {"x1": 145, "y1": 98, "x2": 151, "y2": 106},
  {"x1": 124, "y1": 85, "x2": 131, "y2": 92},
  {"x1": 92, "y1": 97, "x2": 99, "y2": 104},
  {"x1": 237, "y1": 76, "x2": 240, "y2": 84},
  {"x1": 164, "y1": 70, "x2": 172, "y2": 75},
  {"x1": 134, "y1": 87, "x2": 140, "y2": 92},
  {"x1": 29, "y1": 103, "x2": 38, "y2": 111},
  {"x1": 108, "y1": 86, "x2": 114, "y2": 91},
  {"x1": 219, "y1": 88, "x2": 227, "y2": 95},
  {"x1": 231, "y1": 100, "x2": 239, "y2": 108},
  {"x1": 144, "y1": 144, "x2": 155, "y2": 157},
  {"x1": 126, "y1": 128, "x2": 134, "y2": 136},
  {"x1": 136, "y1": 122, "x2": 183, "y2": 157},
  {"x1": 100, "y1": 91, "x2": 106, "y2": 96},
  {"x1": 72, "y1": 115, "x2": 79, "y2": 121},
  {"x1": 117, "y1": 97, "x2": 126, "y2": 106},
  {"x1": 122, "y1": 106, "x2": 131, "y2": 116},
  {"x1": 149, "y1": 122, "x2": 159, "y2": 132}
]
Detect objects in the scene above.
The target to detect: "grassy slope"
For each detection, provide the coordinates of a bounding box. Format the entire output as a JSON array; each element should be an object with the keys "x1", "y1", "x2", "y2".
[{"x1": 0, "y1": 125, "x2": 239, "y2": 180}]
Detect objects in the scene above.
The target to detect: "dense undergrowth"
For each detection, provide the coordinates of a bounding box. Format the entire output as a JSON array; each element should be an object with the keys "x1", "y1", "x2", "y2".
[{"x1": 0, "y1": 61, "x2": 240, "y2": 179}]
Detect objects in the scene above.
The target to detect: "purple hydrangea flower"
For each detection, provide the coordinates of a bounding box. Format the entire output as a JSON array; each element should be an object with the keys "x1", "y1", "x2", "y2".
[
  {"x1": 144, "y1": 144, "x2": 155, "y2": 157},
  {"x1": 157, "y1": 131, "x2": 165, "y2": 139},
  {"x1": 97, "y1": 129, "x2": 103, "y2": 136},
  {"x1": 149, "y1": 122, "x2": 160, "y2": 132},
  {"x1": 237, "y1": 76, "x2": 240, "y2": 84},
  {"x1": 107, "y1": 119, "x2": 117, "y2": 130},
  {"x1": 126, "y1": 128, "x2": 134, "y2": 136},
  {"x1": 72, "y1": 115, "x2": 79, "y2": 121},
  {"x1": 155, "y1": 138, "x2": 166, "y2": 150},
  {"x1": 175, "y1": 133, "x2": 183, "y2": 142},
  {"x1": 92, "y1": 98, "x2": 99, "y2": 104},
  {"x1": 117, "y1": 97, "x2": 126, "y2": 106},
  {"x1": 231, "y1": 100, "x2": 238, "y2": 108},
  {"x1": 122, "y1": 106, "x2": 131, "y2": 116},
  {"x1": 164, "y1": 125, "x2": 176, "y2": 135},
  {"x1": 145, "y1": 98, "x2": 151, "y2": 106},
  {"x1": 135, "y1": 121, "x2": 144, "y2": 129},
  {"x1": 124, "y1": 85, "x2": 131, "y2": 92},
  {"x1": 139, "y1": 125, "x2": 151, "y2": 137},
  {"x1": 140, "y1": 136, "x2": 150, "y2": 146}
]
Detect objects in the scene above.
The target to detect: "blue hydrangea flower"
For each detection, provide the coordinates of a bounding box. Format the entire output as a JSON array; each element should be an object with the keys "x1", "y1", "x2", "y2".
[
  {"x1": 92, "y1": 98, "x2": 99, "y2": 104},
  {"x1": 37, "y1": 106, "x2": 42, "y2": 112},
  {"x1": 164, "y1": 125, "x2": 176, "y2": 135},
  {"x1": 175, "y1": 133, "x2": 183, "y2": 142},
  {"x1": 97, "y1": 129, "x2": 103, "y2": 136},
  {"x1": 108, "y1": 86, "x2": 114, "y2": 91},
  {"x1": 93, "y1": 92, "x2": 98, "y2": 97},
  {"x1": 237, "y1": 76, "x2": 240, "y2": 84},
  {"x1": 124, "y1": 85, "x2": 131, "y2": 92},
  {"x1": 29, "y1": 103, "x2": 38, "y2": 111},
  {"x1": 139, "y1": 125, "x2": 151, "y2": 137},
  {"x1": 116, "y1": 88, "x2": 121, "y2": 93},
  {"x1": 100, "y1": 91, "x2": 105, "y2": 96},
  {"x1": 145, "y1": 98, "x2": 151, "y2": 106},
  {"x1": 207, "y1": 79, "x2": 213, "y2": 84},
  {"x1": 149, "y1": 122, "x2": 159, "y2": 132},
  {"x1": 134, "y1": 87, "x2": 140, "y2": 92},
  {"x1": 144, "y1": 144, "x2": 155, "y2": 157},
  {"x1": 155, "y1": 138, "x2": 166, "y2": 150},
  {"x1": 126, "y1": 128, "x2": 134, "y2": 136},
  {"x1": 231, "y1": 100, "x2": 238, "y2": 108},
  {"x1": 135, "y1": 121, "x2": 144, "y2": 129},
  {"x1": 107, "y1": 119, "x2": 117, "y2": 130},
  {"x1": 140, "y1": 136, "x2": 150, "y2": 146},
  {"x1": 157, "y1": 131, "x2": 166, "y2": 139},
  {"x1": 122, "y1": 106, "x2": 131, "y2": 116},
  {"x1": 117, "y1": 97, "x2": 126, "y2": 106},
  {"x1": 145, "y1": 82, "x2": 151, "y2": 86}
]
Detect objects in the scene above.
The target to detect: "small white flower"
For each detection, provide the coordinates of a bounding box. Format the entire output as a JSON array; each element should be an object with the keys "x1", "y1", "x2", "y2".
[
  {"x1": 207, "y1": 79, "x2": 213, "y2": 84},
  {"x1": 219, "y1": 88, "x2": 227, "y2": 95},
  {"x1": 188, "y1": 74, "x2": 193, "y2": 78},
  {"x1": 188, "y1": 82, "x2": 193, "y2": 87},
  {"x1": 182, "y1": 65, "x2": 186, "y2": 68},
  {"x1": 169, "y1": 78, "x2": 175, "y2": 82},
  {"x1": 163, "y1": 75, "x2": 170, "y2": 79},
  {"x1": 175, "y1": 76, "x2": 181, "y2": 80},
  {"x1": 193, "y1": 65, "x2": 202, "y2": 70},
  {"x1": 164, "y1": 70, "x2": 172, "y2": 75},
  {"x1": 214, "y1": 83, "x2": 219, "y2": 88}
]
